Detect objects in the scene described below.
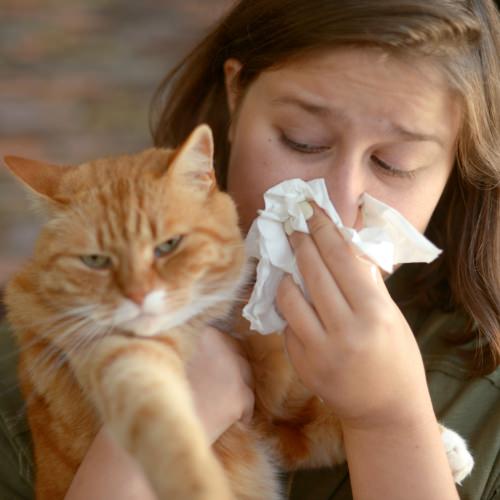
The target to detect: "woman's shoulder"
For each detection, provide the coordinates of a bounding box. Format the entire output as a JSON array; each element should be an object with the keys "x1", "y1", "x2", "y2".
[{"x1": 0, "y1": 320, "x2": 34, "y2": 499}]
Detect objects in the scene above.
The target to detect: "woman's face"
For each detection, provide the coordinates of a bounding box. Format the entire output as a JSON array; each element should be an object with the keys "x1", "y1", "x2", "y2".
[{"x1": 224, "y1": 47, "x2": 461, "y2": 234}]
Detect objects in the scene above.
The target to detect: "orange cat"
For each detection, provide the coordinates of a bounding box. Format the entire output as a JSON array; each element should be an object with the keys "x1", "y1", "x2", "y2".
[
  {"x1": 4, "y1": 125, "x2": 252, "y2": 499},
  {"x1": 4, "y1": 124, "x2": 472, "y2": 500}
]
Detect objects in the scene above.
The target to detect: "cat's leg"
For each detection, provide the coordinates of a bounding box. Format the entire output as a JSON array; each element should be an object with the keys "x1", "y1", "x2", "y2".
[
  {"x1": 439, "y1": 424, "x2": 474, "y2": 484},
  {"x1": 214, "y1": 423, "x2": 283, "y2": 500},
  {"x1": 69, "y1": 334, "x2": 234, "y2": 500}
]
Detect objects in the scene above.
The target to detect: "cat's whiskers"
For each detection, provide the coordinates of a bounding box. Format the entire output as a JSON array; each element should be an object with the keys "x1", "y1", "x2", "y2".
[
  {"x1": 0, "y1": 306, "x2": 100, "y2": 366},
  {"x1": 76, "y1": 316, "x2": 118, "y2": 378},
  {"x1": 111, "y1": 278, "x2": 245, "y2": 329},
  {"x1": 35, "y1": 279, "x2": 250, "y2": 340},
  {"x1": 24, "y1": 315, "x2": 98, "y2": 378},
  {"x1": 0, "y1": 312, "x2": 102, "y2": 405},
  {"x1": 14, "y1": 316, "x2": 103, "y2": 414},
  {"x1": 21, "y1": 305, "x2": 112, "y2": 380},
  {"x1": 5, "y1": 303, "x2": 96, "y2": 333},
  {"x1": 59, "y1": 321, "x2": 108, "y2": 375},
  {"x1": 21, "y1": 311, "x2": 115, "y2": 406}
]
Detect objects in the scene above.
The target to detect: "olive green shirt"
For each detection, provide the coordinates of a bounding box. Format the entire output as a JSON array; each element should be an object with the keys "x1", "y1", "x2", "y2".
[
  {"x1": 0, "y1": 320, "x2": 33, "y2": 499},
  {"x1": 0, "y1": 268, "x2": 498, "y2": 499}
]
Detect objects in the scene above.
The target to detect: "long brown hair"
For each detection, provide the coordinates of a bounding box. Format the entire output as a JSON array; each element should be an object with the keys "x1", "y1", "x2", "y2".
[{"x1": 151, "y1": 0, "x2": 500, "y2": 372}]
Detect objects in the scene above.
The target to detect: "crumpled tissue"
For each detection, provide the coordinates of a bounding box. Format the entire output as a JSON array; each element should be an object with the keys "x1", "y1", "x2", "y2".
[{"x1": 242, "y1": 178, "x2": 441, "y2": 335}]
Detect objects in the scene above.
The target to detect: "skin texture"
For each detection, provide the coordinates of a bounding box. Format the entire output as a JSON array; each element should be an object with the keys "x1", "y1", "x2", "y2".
[{"x1": 63, "y1": 47, "x2": 463, "y2": 499}]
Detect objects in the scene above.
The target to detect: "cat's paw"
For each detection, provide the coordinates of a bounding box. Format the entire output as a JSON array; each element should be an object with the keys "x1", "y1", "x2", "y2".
[{"x1": 440, "y1": 425, "x2": 474, "y2": 484}]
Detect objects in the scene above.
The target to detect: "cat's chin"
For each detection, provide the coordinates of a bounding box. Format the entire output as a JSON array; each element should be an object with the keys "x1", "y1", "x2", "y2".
[
  {"x1": 118, "y1": 310, "x2": 195, "y2": 337},
  {"x1": 119, "y1": 314, "x2": 166, "y2": 337},
  {"x1": 116, "y1": 286, "x2": 244, "y2": 337}
]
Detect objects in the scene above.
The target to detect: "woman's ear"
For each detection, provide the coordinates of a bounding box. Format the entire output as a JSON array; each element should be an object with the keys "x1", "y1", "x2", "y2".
[{"x1": 224, "y1": 58, "x2": 243, "y2": 116}]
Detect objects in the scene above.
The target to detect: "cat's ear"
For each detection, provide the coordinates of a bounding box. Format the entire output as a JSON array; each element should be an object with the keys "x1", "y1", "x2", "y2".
[
  {"x1": 168, "y1": 124, "x2": 215, "y2": 193},
  {"x1": 3, "y1": 156, "x2": 71, "y2": 206}
]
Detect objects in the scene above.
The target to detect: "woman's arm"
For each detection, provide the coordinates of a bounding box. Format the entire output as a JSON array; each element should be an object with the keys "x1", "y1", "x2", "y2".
[
  {"x1": 342, "y1": 409, "x2": 458, "y2": 500},
  {"x1": 64, "y1": 428, "x2": 156, "y2": 500},
  {"x1": 277, "y1": 204, "x2": 458, "y2": 500},
  {"x1": 65, "y1": 327, "x2": 254, "y2": 500}
]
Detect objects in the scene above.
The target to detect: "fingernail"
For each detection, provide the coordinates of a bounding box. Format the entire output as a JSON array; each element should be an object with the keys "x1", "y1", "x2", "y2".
[
  {"x1": 298, "y1": 201, "x2": 314, "y2": 221},
  {"x1": 284, "y1": 219, "x2": 294, "y2": 236}
]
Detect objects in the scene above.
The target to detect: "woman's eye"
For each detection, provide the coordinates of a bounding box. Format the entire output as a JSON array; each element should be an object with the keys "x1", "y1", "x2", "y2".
[
  {"x1": 155, "y1": 236, "x2": 183, "y2": 258},
  {"x1": 80, "y1": 254, "x2": 112, "y2": 270},
  {"x1": 280, "y1": 133, "x2": 331, "y2": 154},
  {"x1": 280, "y1": 130, "x2": 416, "y2": 178},
  {"x1": 371, "y1": 155, "x2": 416, "y2": 179}
]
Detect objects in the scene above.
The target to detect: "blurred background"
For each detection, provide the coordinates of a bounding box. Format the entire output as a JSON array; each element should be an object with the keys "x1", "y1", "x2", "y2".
[{"x1": 0, "y1": 0, "x2": 234, "y2": 287}]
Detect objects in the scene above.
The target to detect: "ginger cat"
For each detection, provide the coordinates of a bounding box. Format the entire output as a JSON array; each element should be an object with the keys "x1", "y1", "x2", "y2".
[{"x1": 4, "y1": 124, "x2": 472, "y2": 500}]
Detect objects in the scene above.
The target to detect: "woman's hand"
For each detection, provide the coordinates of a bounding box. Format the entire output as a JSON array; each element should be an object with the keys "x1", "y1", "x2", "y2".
[
  {"x1": 276, "y1": 204, "x2": 430, "y2": 430},
  {"x1": 186, "y1": 326, "x2": 255, "y2": 443},
  {"x1": 277, "y1": 205, "x2": 461, "y2": 499}
]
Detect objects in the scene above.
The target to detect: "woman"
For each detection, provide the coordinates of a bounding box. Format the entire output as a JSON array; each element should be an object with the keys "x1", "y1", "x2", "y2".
[{"x1": 1, "y1": 0, "x2": 498, "y2": 498}]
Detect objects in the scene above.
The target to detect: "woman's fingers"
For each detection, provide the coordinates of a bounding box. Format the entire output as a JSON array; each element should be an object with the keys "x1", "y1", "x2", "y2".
[
  {"x1": 300, "y1": 204, "x2": 387, "y2": 311},
  {"x1": 283, "y1": 325, "x2": 305, "y2": 367},
  {"x1": 287, "y1": 229, "x2": 351, "y2": 330},
  {"x1": 276, "y1": 273, "x2": 326, "y2": 345}
]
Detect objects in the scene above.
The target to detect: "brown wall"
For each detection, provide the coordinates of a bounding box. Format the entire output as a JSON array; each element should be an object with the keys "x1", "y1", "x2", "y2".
[{"x1": 0, "y1": 0, "x2": 233, "y2": 286}]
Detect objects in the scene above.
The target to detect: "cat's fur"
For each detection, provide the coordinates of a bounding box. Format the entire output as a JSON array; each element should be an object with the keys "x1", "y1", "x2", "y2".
[{"x1": 4, "y1": 125, "x2": 472, "y2": 499}]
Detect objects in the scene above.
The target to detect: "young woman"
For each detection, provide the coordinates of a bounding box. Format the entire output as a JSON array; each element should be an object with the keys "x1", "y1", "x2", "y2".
[{"x1": 1, "y1": 1, "x2": 498, "y2": 499}]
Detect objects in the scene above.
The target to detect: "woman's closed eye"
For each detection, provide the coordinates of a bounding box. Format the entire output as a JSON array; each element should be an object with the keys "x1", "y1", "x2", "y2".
[
  {"x1": 280, "y1": 132, "x2": 331, "y2": 154},
  {"x1": 370, "y1": 155, "x2": 416, "y2": 179},
  {"x1": 280, "y1": 130, "x2": 419, "y2": 180}
]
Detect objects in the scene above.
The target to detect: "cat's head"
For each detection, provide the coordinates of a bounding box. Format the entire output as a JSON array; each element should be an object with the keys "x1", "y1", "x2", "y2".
[{"x1": 5, "y1": 125, "x2": 247, "y2": 337}]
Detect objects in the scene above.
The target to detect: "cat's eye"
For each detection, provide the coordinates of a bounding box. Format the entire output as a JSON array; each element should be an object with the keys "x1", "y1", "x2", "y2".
[
  {"x1": 80, "y1": 254, "x2": 112, "y2": 270},
  {"x1": 154, "y1": 236, "x2": 183, "y2": 258}
]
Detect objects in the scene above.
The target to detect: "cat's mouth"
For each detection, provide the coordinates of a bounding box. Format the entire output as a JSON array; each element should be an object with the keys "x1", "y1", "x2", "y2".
[
  {"x1": 119, "y1": 313, "x2": 164, "y2": 337},
  {"x1": 117, "y1": 307, "x2": 198, "y2": 337}
]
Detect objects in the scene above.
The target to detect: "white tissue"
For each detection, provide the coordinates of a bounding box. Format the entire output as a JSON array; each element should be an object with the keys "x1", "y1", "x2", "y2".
[{"x1": 242, "y1": 178, "x2": 441, "y2": 335}]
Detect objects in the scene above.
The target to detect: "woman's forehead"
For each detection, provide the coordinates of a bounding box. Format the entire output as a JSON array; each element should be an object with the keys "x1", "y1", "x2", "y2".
[
  {"x1": 251, "y1": 47, "x2": 462, "y2": 143},
  {"x1": 260, "y1": 47, "x2": 448, "y2": 105}
]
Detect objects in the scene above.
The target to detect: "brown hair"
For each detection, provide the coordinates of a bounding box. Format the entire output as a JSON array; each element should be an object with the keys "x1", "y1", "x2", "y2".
[{"x1": 151, "y1": 0, "x2": 500, "y2": 372}]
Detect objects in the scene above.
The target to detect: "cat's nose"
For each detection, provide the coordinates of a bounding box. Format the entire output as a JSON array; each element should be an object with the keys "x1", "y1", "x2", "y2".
[{"x1": 125, "y1": 288, "x2": 147, "y2": 306}]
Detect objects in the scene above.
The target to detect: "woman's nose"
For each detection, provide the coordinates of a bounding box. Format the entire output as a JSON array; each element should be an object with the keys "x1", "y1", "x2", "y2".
[{"x1": 324, "y1": 160, "x2": 365, "y2": 230}]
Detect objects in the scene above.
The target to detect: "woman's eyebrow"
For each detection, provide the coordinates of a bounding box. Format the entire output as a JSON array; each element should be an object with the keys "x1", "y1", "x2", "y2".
[
  {"x1": 271, "y1": 95, "x2": 443, "y2": 147},
  {"x1": 270, "y1": 96, "x2": 333, "y2": 117},
  {"x1": 389, "y1": 123, "x2": 444, "y2": 147}
]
